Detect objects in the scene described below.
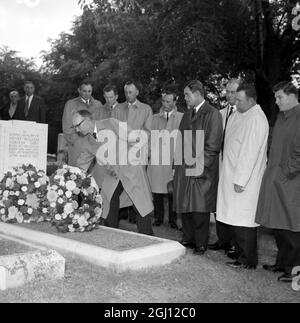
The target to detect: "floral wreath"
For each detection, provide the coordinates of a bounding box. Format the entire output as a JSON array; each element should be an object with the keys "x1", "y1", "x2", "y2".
[
  {"x1": 46, "y1": 165, "x2": 102, "y2": 233},
  {"x1": 0, "y1": 164, "x2": 49, "y2": 224}
]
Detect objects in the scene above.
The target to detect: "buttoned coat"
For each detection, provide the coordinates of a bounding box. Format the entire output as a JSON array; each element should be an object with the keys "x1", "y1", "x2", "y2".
[
  {"x1": 256, "y1": 105, "x2": 300, "y2": 232},
  {"x1": 217, "y1": 105, "x2": 269, "y2": 227},
  {"x1": 15, "y1": 95, "x2": 46, "y2": 123},
  {"x1": 173, "y1": 101, "x2": 223, "y2": 213}
]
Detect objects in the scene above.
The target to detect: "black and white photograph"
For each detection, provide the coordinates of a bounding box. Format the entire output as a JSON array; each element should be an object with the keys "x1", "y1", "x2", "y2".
[{"x1": 0, "y1": 0, "x2": 300, "y2": 306}]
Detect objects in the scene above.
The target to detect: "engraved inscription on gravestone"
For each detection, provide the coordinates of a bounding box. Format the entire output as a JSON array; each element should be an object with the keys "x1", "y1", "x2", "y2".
[{"x1": 0, "y1": 121, "x2": 48, "y2": 180}]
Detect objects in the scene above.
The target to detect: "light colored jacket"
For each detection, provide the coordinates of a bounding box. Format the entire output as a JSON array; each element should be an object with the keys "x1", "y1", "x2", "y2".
[
  {"x1": 76, "y1": 118, "x2": 154, "y2": 219},
  {"x1": 62, "y1": 97, "x2": 103, "y2": 166},
  {"x1": 147, "y1": 108, "x2": 183, "y2": 194}
]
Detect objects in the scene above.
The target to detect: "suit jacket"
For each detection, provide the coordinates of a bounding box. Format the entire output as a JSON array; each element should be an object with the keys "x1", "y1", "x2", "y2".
[
  {"x1": 173, "y1": 101, "x2": 223, "y2": 213},
  {"x1": 77, "y1": 119, "x2": 154, "y2": 219},
  {"x1": 15, "y1": 95, "x2": 46, "y2": 123},
  {"x1": 0, "y1": 104, "x2": 19, "y2": 120},
  {"x1": 62, "y1": 97, "x2": 103, "y2": 166}
]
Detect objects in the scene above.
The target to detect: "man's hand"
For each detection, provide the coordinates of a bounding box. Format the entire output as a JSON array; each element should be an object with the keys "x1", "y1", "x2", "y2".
[{"x1": 234, "y1": 184, "x2": 244, "y2": 193}]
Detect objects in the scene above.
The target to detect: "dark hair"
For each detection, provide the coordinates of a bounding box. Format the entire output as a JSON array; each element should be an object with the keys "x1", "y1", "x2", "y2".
[
  {"x1": 78, "y1": 81, "x2": 93, "y2": 90},
  {"x1": 237, "y1": 83, "x2": 257, "y2": 101},
  {"x1": 162, "y1": 85, "x2": 178, "y2": 101},
  {"x1": 185, "y1": 80, "x2": 205, "y2": 97},
  {"x1": 103, "y1": 84, "x2": 118, "y2": 95},
  {"x1": 75, "y1": 110, "x2": 93, "y2": 119},
  {"x1": 24, "y1": 81, "x2": 35, "y2": 87},
  {"x1": 124, "y1": 80, "x2": 140, "y2": 92},
  {"x1": 273, "y1": 81, "x2": 298, "y2": 99}
]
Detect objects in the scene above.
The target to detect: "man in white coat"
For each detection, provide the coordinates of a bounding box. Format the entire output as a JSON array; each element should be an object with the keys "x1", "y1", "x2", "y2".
[
  {"x1": 209, "y1": 78, "x2": 240, "y2": 254},
  {"x1": 216, "y1": 83, "x2": 269, "y2": 269}
]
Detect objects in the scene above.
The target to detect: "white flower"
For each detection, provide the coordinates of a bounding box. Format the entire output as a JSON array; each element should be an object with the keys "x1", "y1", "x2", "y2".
[
  {"x1": 73, "y1": 187, "x2": 80, "y2": 195},
  {"x1": 3, "y1": 191, "x2": 9, "y2": 198},
  {"x1": 95, "y1": 195, "x2": 102, "y2": 204},
  {"x1": 78, "y1": 216, "x2": 88, "y2": 227},
  {"x1": 17, "y1": 175, "x2": 28, "y2": 185},
  {"x1": 16, "y1": 213, "x2": 24, "y2": 224},
  {"x1": 62, "y1": 213, "x2": 68, "y2": 220},
  {"x1": 58, "y1": 189, "x2": 64, "y2": 196},
  {"x1": 57, "y1": 198, "x2": 64, "y2": 204},
  {"x1": 15, "y1": 191, "x2": 20, "y2": 197},
  {"x1": 68, "y1": 225, "x2": 75, "y2": 233},
  {"x1": 70, "y1": 174, "x2": 77, "y2": 181},
  {"x1": 66, "y1": 180, "x2": 77, "y2": 192},
  {"x1": 59, "y1": 181, "x2": 65, "y2": 187},
  {"x1": 8, "y1": 206, "x2": 18, "y2": 220},
  {"x1": 42, "y1": 208, "x2": 48, "y2": 214},
  {"x1": 94, "y1": 207, "x2": 102, "y2": 217},
  {"x1": 1, "y1": 215, "x2": 7, "y2": 222},
  {"x1": 74, "y1": 214, "x2": 80, "y2": 221},
  {"x1": 65, "y1": 191, "x2": 72, "y2": 199},
  {"x1": 21, "y1": 186, "x2": 28, "y2": 192},
  {"x1": 0, "y1": 209, "x2": 5, "y2": 215},
  {"x1": 90, "y1": 177, "x2": 99, "y2": 191},
  {"x1": 52, "y1": 185, "x2": 58, "y2": 191},
  {"x1": 64, "y1": 203, "x2": 74, "y2": 215},
  {"x1": 55, "y1": 214, "x2": 62, "y2": 221},
  {"x1": 6, "y1": 178, "x2": 14, "y2": 189},
  {"x1": 10, "y1": 191, "x2": 15, "y2": 196},
  {"x1": 28, "y1": 208, "x2": 33, "y2": 215},
  {"x1": 34, "y1": 182, "x2": 41, "y2": 188},
  {"x1": 50, "y1": 202, "x2": 56, "y2": 208},
  {"x1": 18, "y1": 199, "x2": 25, "y2": 206}
]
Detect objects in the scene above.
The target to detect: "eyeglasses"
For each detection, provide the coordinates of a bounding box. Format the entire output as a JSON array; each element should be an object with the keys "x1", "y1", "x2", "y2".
[{"x1": 72, "y1": 119, "x2": 85, "y2": 129}]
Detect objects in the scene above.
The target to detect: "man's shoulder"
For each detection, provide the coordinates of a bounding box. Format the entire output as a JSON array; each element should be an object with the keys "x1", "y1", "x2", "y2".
[
  {"x1": 91, "y1": 98, "x2": 103, "y2": 107},
  {"x1": 137, "y1": 100, "x2": 151, "y2": 111},
  {"x1": 66, "y1": 97, "x2": 80, "y2": 105}
]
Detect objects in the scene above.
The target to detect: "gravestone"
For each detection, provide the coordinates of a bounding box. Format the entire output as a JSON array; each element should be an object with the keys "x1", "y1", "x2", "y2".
[{"x1": 0, "y1": 120, "x2": 48, "y2": 180}]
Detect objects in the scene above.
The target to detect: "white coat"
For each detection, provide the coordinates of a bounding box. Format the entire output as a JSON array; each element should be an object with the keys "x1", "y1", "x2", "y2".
[{"x1": 216, "y1": 104, "x2": 269, "y2": 228}]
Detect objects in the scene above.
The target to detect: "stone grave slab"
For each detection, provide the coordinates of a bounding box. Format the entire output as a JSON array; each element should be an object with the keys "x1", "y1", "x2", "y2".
[
  {"x1": 0, "y1": 222, "x2": 186, "y2": 273},
  {"x1": 0, "y1": 120, "x2": 48, "y2": 179},
  {"x1": 0, "y1": 234, "x2": 65, "y2": 291}
]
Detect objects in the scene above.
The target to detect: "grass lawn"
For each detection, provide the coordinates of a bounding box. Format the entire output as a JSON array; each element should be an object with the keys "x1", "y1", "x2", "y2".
[{"x1": 0, "y1": 218, "x2": 299, "y2": 303}]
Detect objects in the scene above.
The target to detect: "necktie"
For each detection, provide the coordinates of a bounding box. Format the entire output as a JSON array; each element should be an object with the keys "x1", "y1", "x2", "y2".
[
  {"x1": 192, "y1": 107, "x2": 197, "y2": 119},
  {"x1": 24, "y1": 97, "x2": 30, "y2": 117},
  {"x1": 93, "y1": 132, "x2": 97, "y2": 140},
  {"x1": 221, "y1": 106, "x2": 234, "y2": 159}
]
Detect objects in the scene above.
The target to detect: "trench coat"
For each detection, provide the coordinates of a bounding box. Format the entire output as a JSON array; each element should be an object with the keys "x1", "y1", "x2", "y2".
[
  {"x1": 147, "y1": 108, "x2": 183, "y2": 194},
  {"x1": 173, "y1": 101, "x2": 223, "y2": 213},
  {"x1": 256, "y1": 105, "x2": 300, "y2": 232},
  {"x1": 62, "y1": 97, "x2": 103, "y2": 166},
  {"x1": 217, "y1": 105, "x2": 269, "y2": 228},
  {"x1": 77, "y1": 118, "x2": 154, "y2": 219}
]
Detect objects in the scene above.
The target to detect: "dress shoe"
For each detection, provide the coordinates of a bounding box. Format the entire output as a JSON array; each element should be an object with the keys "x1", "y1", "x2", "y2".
[
  {"x1": 153, "y1": 220, "x2": 162, "y2": 227},
  {"x1": 225, "y1": 245, "x2": 236, "y2": 254},
  {"x1": 278, "y1": 273, "x2": 298, "y2": 283},
  {"x1": 263, "y1": 264, "x2": 285, "y2": 273},
  {"x1": 180, "y1": 241, "x2": 196, "y2": 249},
  {"x1": 226, "y1": 261, "x2": 256, "y2": 270},
  {"x1": 169, "y1": 222, "x2": 179, "y2": 230},
  {"x1": 208, "y1": 241, "x2": 224, "y2": 251},
  {"x1": 193, "y1": 246, "x2": 206, "y2": 256},
  {"x1": 226, "y1": 251, "x2": 239, "y2": 260}
]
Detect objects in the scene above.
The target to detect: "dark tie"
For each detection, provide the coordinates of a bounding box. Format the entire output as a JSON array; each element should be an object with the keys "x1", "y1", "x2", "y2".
[
  {"x1": 24, "y1": 97, "x2": 30, "y2": 117},
  {"x1": 221, "y1": 106, "x2": 234, "y2": 159},
  {"x1": 93, "y1": 132, "x2": 97, "y2": 140},
  {"x1": 192, "y1": 107, "x2": 197, "y2": 119}
]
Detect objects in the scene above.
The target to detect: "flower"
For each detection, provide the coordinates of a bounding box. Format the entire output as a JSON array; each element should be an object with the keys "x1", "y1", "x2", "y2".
[
  {"x1": 64, "y1": 203, "x2": 74, "y2": 215},
  {"x1": 78, "y1": 216, "x2": 88, "y2": 227},
  {"x1": 58, "y1": 189, "x2": 64, "y2": 196},
  {"x1": 47, "y1": 190, "x2": 58, "y2": 203},
  {"x1": 0, "y1": 209, "x2": 5, "y2": 215},
  {"x1": 34, "y1": 182, "x2": 41, "y2": 188},
  {"x1": 55, "y1": 214, "x2": 62, "y2": 221},
  {"x1": 57, "y1": 198, "x2": 64, "y2": 205},
  {"x1": 68, "y1": 225, "x2": 76, "y2": 233},
  {"x1": 8, "y1": 206, "x2": 18, "y2": 220},
  {"x1": 42, "y1": 208, "x2": 48, "y2": 214},
  {"x1": 21, "y1": 186, "x2": 28, "y2": 192},
  {"x1": 65, "y1": 191, "x2": 72, "y2": 199},
  {"x1": 26, "y1": 194, "x2": 39, "y2": 209},
  {"x1": 28, "y1": 208, "x2": 33, "y2": 215},
  {"x1": 3, "y1": 191, "x2": 9, "y2": 198},
  {"x1": 16, "y1": 213, "x2": 24, "y2": 224},
  {"x1": 6, "y1": 178, "x2": 14, "y2": 189},
  {"x1": 17, "y1": 175, "x2": 29, "y2": 185},
  {"x1": 73, "y1": 187, "x2": 80, "y2": 195},
  {"x1": 18, "y1": 199, "x2": 25, "y2": 206}
]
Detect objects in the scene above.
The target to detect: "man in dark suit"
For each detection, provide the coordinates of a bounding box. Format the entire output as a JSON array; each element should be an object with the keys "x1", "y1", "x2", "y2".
[
  {"x1": 15, "y1": 81, "x2": 46, "y2": 123},
  {"x1": 173, "y1": 80, "x2": 223, "y2": 255}
]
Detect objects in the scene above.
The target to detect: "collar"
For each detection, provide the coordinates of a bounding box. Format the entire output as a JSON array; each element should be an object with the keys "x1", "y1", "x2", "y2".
[
  {"x1": 26, "y1": 95, "x2": 33, "y2": 100},
  {"x1": 81, "y1": 97, "x2": 90, "y2": 105},
  {"x1": 283, "y1": 104, "x2": 300, "y2": 119},
  {"x1": 194, "y1": 100, "x2": 205, "y2": 113},
  {"x1": 128, "y1": 100, "x2": 138, "y2": 109},
  {"x1": 111, "y1": 102, "x2": 118, "y2": 109},
  {"x1": 228, "y1": 105, "x2": 237, "y2": 113}
]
